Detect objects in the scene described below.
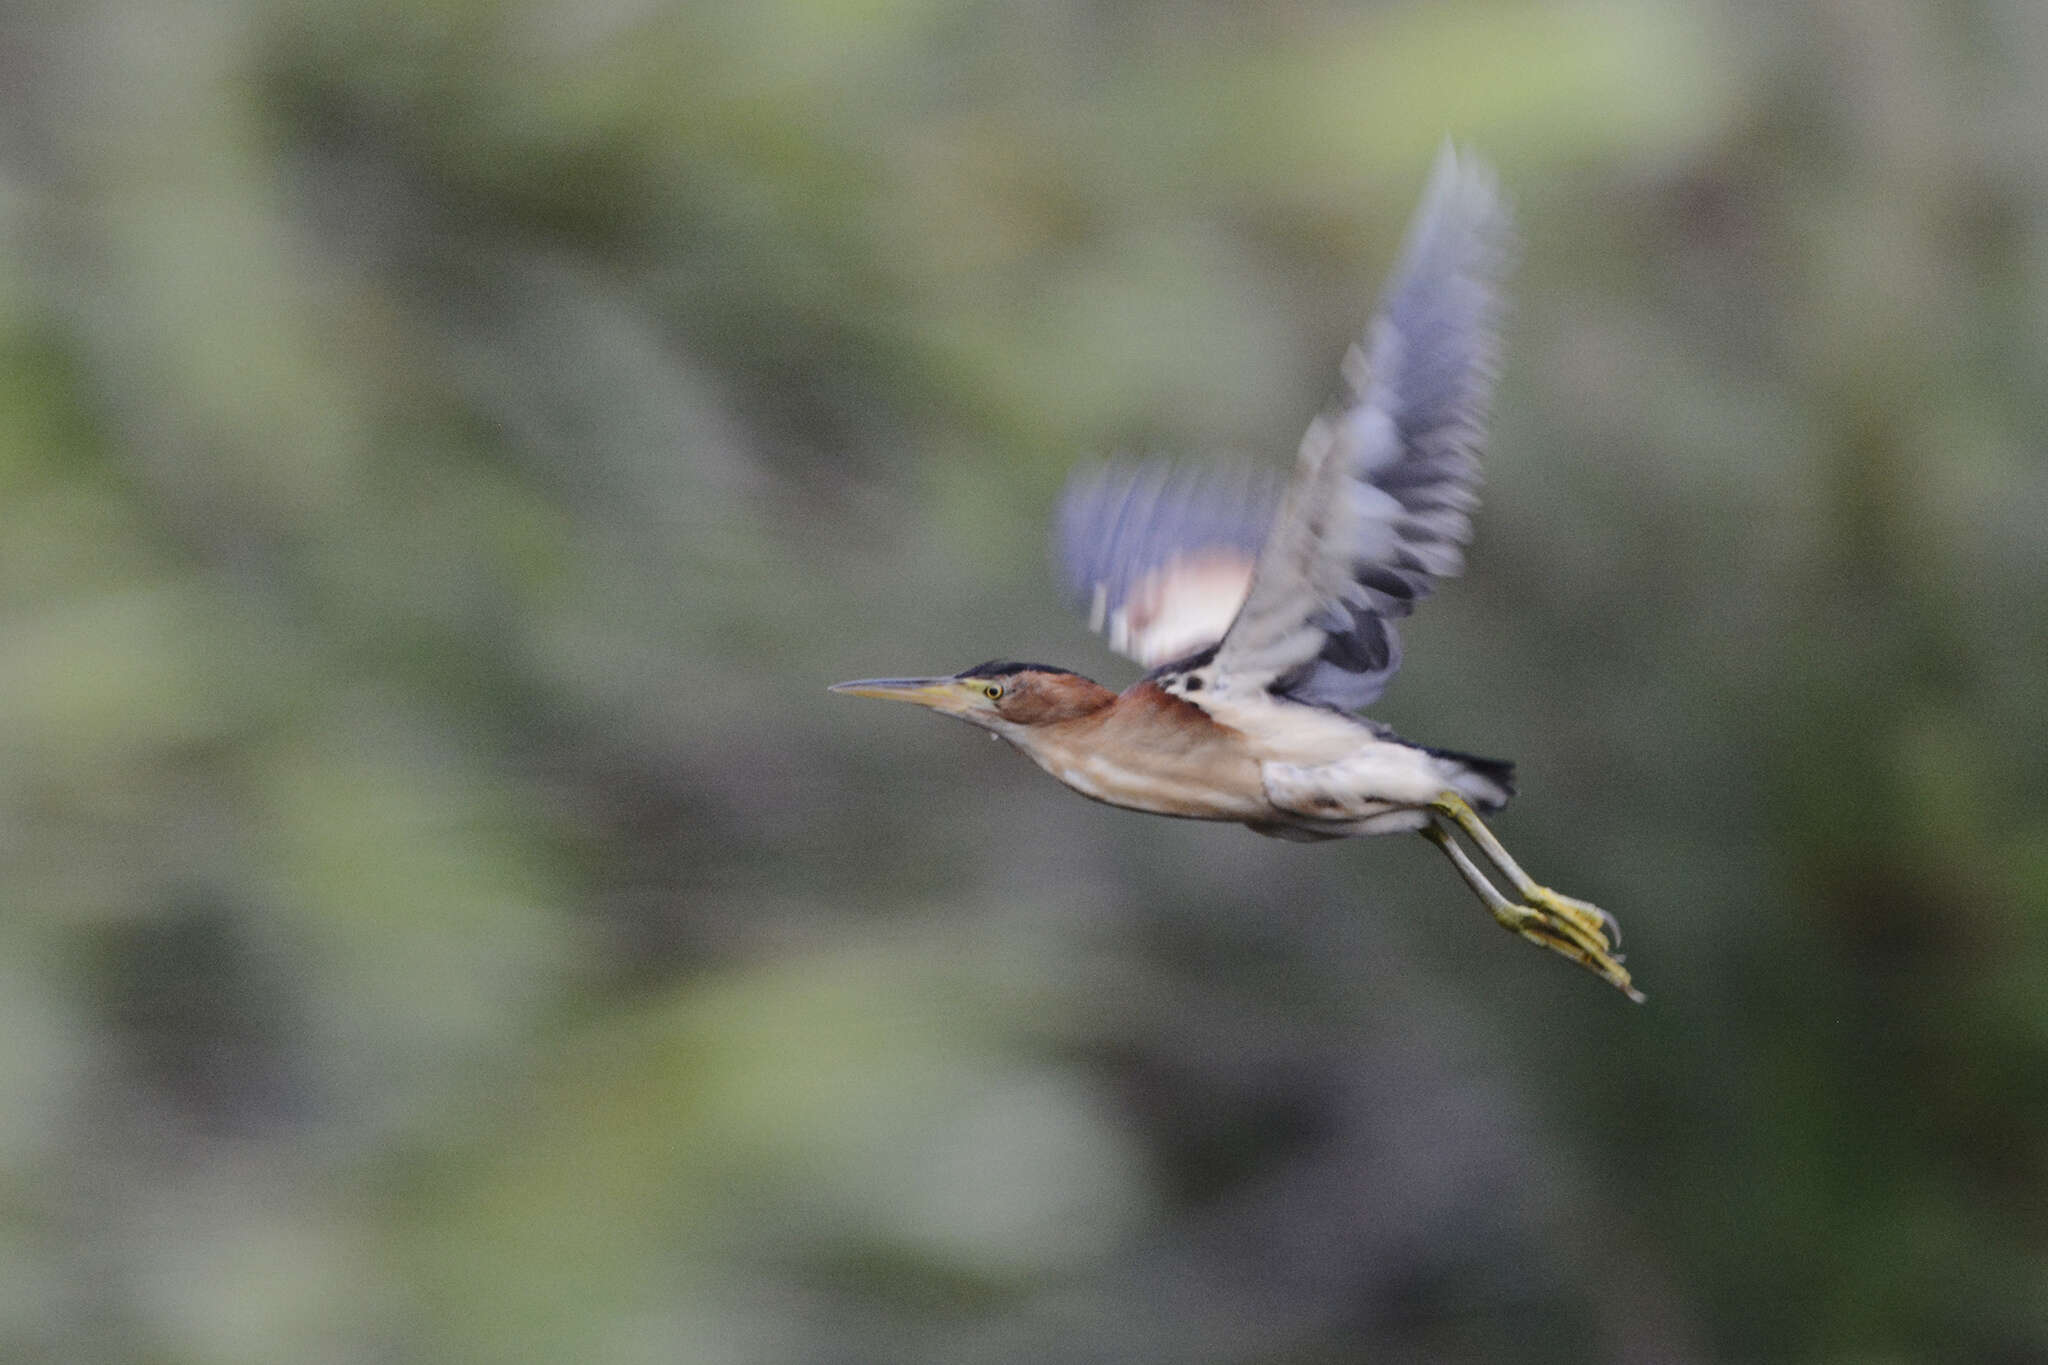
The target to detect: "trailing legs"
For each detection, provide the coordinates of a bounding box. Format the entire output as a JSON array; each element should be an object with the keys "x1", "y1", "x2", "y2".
[{"x1": 1422, "y1": 793, "x2": 1642, "y2": 1001}]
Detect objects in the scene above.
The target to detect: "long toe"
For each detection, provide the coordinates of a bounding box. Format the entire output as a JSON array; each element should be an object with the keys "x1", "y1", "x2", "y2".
[
  {"x1": 1526, "y1": 885, "x2": 1623, "y2": 948},
  {"x1": 1495, "y1": 900, "x2": 1643, "y2": 1003}
]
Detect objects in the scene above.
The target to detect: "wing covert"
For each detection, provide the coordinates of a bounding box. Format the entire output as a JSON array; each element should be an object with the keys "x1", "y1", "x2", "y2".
[{"x1": 1055, "y1": 459, "x2": 1282, "y2": 668}]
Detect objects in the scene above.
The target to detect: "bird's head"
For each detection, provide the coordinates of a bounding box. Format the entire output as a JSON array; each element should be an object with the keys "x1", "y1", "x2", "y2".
[{"x1": 829, "y1": 660, "x2": 1115, "y2": 733}]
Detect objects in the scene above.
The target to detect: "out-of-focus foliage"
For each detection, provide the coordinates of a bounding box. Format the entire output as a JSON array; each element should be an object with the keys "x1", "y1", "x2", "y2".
[{"x1": 2, "y1": 0, "x2": 2046, "y2": 1360}]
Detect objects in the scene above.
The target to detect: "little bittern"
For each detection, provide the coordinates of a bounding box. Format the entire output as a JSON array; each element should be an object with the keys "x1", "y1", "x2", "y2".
[{"x1": 834, "y1": 148, "x2": 1641, "y2": 1001}]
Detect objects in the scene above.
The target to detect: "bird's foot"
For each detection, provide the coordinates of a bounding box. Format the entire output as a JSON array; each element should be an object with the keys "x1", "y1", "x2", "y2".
[
  {"x1": 1523, "y1": 883, "x2": 1622, "y2": 948},
  {"x1": 1490, "y1": 896, "x2": 1642, "y2": 1003}
]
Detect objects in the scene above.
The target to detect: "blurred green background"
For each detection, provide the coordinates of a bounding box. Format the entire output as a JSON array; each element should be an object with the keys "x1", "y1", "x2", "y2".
[{"x1": 3, "y1": 0, "x2": 2046, "y2": 1360}]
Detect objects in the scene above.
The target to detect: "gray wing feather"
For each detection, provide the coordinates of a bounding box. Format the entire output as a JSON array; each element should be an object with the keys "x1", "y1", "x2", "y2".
[{"x1": 1210, "y1": 145, "x2": 1514, "y2": 710}]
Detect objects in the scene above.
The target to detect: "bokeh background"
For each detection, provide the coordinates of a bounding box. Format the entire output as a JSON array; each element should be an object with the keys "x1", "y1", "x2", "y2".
[{"x1": 3, "y1": 0, "x2": 2046, "y2": 1360}]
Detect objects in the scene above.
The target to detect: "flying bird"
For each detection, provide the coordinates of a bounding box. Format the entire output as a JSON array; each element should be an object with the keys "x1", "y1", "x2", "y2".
[{"x1": 833, "y1": 148, "x2": 1640, "y2": 1001}]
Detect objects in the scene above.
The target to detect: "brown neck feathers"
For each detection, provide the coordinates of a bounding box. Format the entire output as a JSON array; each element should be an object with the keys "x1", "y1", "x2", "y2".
[{"x1": 1001, "y1": 672, "x2": 1117, "y2": 726}]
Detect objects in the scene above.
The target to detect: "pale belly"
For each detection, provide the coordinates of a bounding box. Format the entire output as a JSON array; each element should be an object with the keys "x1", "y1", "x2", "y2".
[
  {"x1": 1016, "y1": 745, "x2": 1271, "y2": 821},
  {"x1": 1008, "y1": 702, "x2": 1465, "y2": 834},
  {"x1": 1000, "y1": 689, "x2": 1477, "y2": 833}
]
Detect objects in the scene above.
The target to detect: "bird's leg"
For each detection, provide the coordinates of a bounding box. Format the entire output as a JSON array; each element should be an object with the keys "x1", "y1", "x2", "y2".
[
  {"x1": 1422, "y1": 814, "x2": 1642, "y2": 1003},
  {"x1": 1419, "y1": 825, "x2": 1632, "y2": 989},
  {"x1": 1430, "y1": 793, "x2": 1622, "y2": 947},
  {"x1": 1420, "y1": 824, "x2": 1546, "y2": 932}
]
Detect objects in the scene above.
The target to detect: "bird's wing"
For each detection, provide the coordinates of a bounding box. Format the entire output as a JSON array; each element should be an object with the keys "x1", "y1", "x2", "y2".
[
  {"x1": 1207, "y1": 145, "x2": 1513, "y2": 711},
  {"x1": 1054, "y1": 458, "x2": 1283, "y2": 668}
]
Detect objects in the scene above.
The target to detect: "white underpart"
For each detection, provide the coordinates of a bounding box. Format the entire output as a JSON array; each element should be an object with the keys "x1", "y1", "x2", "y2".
[
  {"x1": 1260, "y1": 749, "x2": 1456, "y2": 834},
  {"x1": 1205, "y1": 691, "x2": 1479, "y2": 832}
]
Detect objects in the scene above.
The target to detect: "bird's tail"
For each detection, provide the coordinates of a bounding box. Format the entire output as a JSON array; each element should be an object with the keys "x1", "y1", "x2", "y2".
[{"x1": 1422, "y1": 745, "x2": 1517, "y2": 812}]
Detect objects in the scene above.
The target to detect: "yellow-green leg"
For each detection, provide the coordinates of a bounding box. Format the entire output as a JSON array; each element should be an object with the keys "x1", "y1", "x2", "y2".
[
  {"x1": 1421, "y1": 825, "x2": 1578, "y2": 949},
  {"x1": 1431, "y1": 793, "x2": 1623, "y2": 944},
  {"x1": 1422, "y1": 800, "x2": 1643, "y2": 1002}
]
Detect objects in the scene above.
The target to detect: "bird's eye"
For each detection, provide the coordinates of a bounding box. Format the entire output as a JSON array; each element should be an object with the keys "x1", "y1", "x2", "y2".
[{"x1": 983, "y1": 684, "x2": 1004, "y2": 700}]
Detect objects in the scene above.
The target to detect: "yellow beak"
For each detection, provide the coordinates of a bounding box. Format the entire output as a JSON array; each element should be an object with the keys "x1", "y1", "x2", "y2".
[{"x1": 828, "y1": 676, "x2": 973, "y2": 709}]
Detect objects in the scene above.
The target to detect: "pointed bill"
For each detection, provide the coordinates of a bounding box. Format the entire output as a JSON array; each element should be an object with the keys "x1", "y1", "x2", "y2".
[{"x1": 828, "y1": 677, "x2": 968, "y2": 708}]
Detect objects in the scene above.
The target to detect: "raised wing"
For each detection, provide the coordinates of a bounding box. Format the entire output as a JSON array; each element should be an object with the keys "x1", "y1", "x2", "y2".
[
  {"x1": 1055, "y1": 459, "x2": 1282, "y2": 668},
  {"x1": 1209, "y1": 145, "x2": 1514, "y2": 711}
]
